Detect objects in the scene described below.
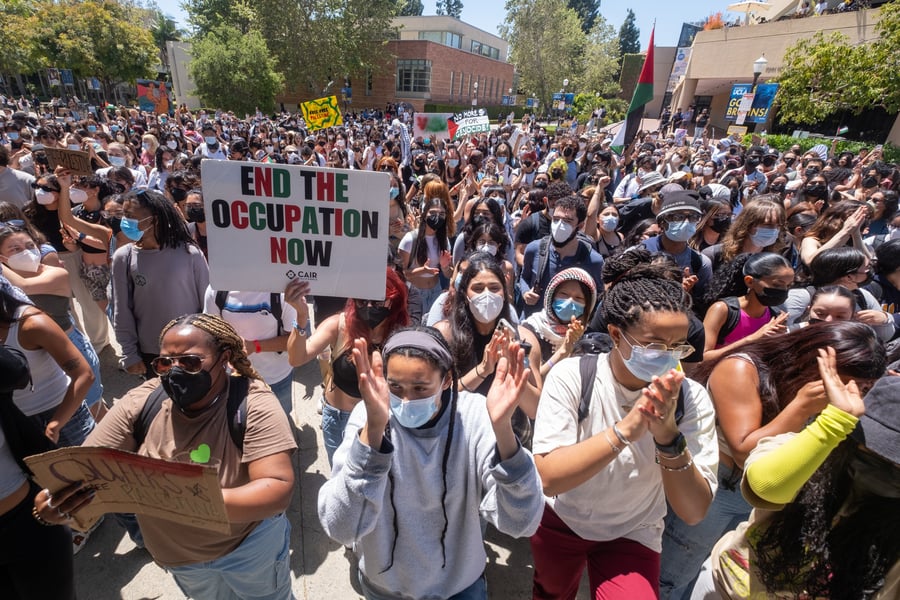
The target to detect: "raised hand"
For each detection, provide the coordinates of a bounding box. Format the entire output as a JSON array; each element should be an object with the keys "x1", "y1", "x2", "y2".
[
  {"x1": 816, "y1": 346, "x2": 865, "y2": 417},
  {"x1": 352, "y1": 338, "x2": 391, "y2": 448},
  {"x1": 638, "y1": 369, "x2": 686, "y2": 444},
  {"x1": 486, "y1": 342, "x2": 530, "y2": 459}
]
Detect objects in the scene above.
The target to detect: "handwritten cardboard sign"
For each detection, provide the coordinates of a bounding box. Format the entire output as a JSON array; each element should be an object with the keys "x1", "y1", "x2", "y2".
[
  {"x1": 25, "y1": 447, "x2": 230, "y2": 533},
  {"x1": 300, "y1": 95, "x2": 343, "y2": 131},
  {"x1": 448, "y1": 108, "x2": 491, "y2": 140},
  {"x1": 43, "y1": 147, "x2": 93, "y2": 176},
  {"x1": 201, "y1": 160, "x2": 389, "y2": 299}
]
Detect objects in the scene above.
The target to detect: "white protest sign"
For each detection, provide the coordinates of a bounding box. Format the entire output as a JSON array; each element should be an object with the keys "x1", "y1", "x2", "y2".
[
  {"x1": 448, "y1": 108, "x2": 491, "y2": 140},
  {"x1": 201, "y1": 160, "x2": 389, "y2": 300}
]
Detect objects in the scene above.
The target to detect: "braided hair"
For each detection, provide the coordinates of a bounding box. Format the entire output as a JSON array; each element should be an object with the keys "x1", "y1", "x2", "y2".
[
  {"x1": 123, "y1": 189, "x2": 195, "y2": 250},
  {"x1": 599, "y1": 249, "x2": 691, "y2": 329},
  {"x1": 160, "y1": 313, "x2": 261, "y2": 380},
  {"x1": 379, "y1": 326, "x2": 458, "y2": 573}
]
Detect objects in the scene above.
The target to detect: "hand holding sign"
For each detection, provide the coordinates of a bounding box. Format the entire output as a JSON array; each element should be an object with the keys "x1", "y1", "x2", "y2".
[{"x1": 33, "y1": 481, "x2": 95, "y2": 527}]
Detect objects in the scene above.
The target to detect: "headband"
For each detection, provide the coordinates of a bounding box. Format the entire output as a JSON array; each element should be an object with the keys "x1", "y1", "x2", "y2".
[{"x1": 382, "y1": 330, "x2": 452, "y2": 369}]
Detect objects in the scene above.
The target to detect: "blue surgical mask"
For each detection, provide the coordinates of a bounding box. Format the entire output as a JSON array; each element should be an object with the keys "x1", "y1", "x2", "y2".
[
  {"x1": 664, "y1": 220, "x2": 696, "y2": 243},
  {"x1": 390, "y1": 391, "x2": 439, "y2": 428},
  {"x1": 600, "y1": 215, "x2": 619, "y2": 231},
  {"x1": 108, "y1": 155, "x2": 126, "y2": 167},
  {"x1": 389, "y1": 187, "x2": 399, "y2": 199},
  {"x1": 7, "y1": 132, "x2": 19, "y2": 141},
  {"x1": 87, "y1": 125, "x2": 97, "y2": 133},
  {"x1": 448, "y1": 159, "x2": 460, "y2": 168},
  {"x1": 750, "y1": 227, "x2": 780, "y2": 248},
  {"x1": 618, "y1": 337, "x2": 680, "y2": 382},
  {"x1": 119, "y1": 216, "x2": 147, "y2": 241},
  {"x1": 205, "y1": 136, "x2": 217, "y2": 146},
  {"x1": 552, "y1": 298, "x2": 585, "y2": 322},
  {"x1": 498, "y1": 156, "x2": 508, "y2": 164},
  {"x1": 110, "y1": 125, "x2": 120, "y2": 132},
  {"x1": 423, "y1": 137, "x2": 431, "y2": 145}
]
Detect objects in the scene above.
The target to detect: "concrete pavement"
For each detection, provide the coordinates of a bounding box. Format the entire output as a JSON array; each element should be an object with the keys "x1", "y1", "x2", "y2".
[{"x1": 73, "y1": 343, "x2": 566, "y2": 599}]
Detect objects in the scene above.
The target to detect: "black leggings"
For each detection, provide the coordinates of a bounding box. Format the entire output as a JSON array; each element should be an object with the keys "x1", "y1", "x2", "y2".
[{"x1": 0, "y1": 482, "x2": 75, "y2": 600}]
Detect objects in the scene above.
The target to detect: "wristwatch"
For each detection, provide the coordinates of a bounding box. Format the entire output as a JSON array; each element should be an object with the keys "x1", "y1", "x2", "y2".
[{"x1": 655, "y1": 432, "x2": 687, "y2": 456}]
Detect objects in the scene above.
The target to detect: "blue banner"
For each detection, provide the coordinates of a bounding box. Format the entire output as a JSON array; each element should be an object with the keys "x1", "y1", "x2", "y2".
[{"x1": 725, "y1": 83, "x2": 779, "y2": 123}]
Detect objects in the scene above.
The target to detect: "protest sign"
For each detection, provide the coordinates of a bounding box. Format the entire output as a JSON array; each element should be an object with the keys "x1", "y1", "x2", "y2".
[
  {"x1": 136, "y1": 79, "x2": 171, "y2": 115},
  {"x1": 25, "y1": 447, "x2": 229, "y2": 534},
  {"x1": 300, "y1": 96, "x2": 343, "y2": 131},
  {"x1": 725, "y1": 83, "x2": 779, "y2": 123},
  {"x1": 43, "y1": 147, "x2": 93, "y2": 176},
  {"x1": 447, "y1": 108, "x2": 491, "y2": 140},
  {"x1": 201, "y1": 160, "x2": 389, "y2": 299},
  {"x1": 413, "y1": 113, "x2": 453, "y2": 139}
]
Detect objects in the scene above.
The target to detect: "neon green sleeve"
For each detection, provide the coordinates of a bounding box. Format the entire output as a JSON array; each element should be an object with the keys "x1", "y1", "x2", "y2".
[{"x1": 745, "y1": 405, "x2": 859, "y2": 507}]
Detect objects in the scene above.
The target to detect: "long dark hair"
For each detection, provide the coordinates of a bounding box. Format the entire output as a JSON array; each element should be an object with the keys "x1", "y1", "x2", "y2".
[
  {"x1": 702, "y1": 252, "x2": 791, "y2": 307},
  {"x1": 462, "y1": 219, "x2": 510, "y2": 258},
  {"x1": 379, "y1": 326, "x2": 458, "y2": 573},
  {"x1": 696, "y1": 321, "x2": 885, "y2": 423},
  {"x1": 448, "y1": 253, "x2": 513, "y2": 373},
  {"x1": 754, "y1": 441, "x2": 900, "y2": 598},
  {"x1": 409, "y1": 196, "x2": 449, "y2": 269},
  {"x1": 0, "y1": 284, "x2": 32, "y2": 324}
]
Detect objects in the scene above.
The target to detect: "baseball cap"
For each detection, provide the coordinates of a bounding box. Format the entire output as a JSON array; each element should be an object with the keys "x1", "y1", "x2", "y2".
[{"x1": 657, "y1": 190, "x2": 703, "y2": 219}]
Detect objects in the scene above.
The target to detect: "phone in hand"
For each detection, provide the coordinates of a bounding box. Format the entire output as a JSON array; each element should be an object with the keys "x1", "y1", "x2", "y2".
[{"x1": 496, "y1": 318, "x2": 520, "y2": 341}]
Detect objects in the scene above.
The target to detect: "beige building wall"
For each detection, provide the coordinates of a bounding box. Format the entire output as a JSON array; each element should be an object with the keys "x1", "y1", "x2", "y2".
[
  {"x1": 166, "y1": 41, "x2": 201, "y2": 110},
  {"x1": 394, "y1": 15, "x2": 509, "y2": 61}
]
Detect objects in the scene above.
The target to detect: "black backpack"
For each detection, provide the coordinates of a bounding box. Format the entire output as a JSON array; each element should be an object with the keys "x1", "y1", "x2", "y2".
[
  {"x1": 133, "y1": 376, "x2": 251, "y2": 450},
  {"x1": 573, "y1": 335, "x2": 686, "y2": 425},
  {"x1": 716, "y1": 297, "x2": 782, "y2": 346}
]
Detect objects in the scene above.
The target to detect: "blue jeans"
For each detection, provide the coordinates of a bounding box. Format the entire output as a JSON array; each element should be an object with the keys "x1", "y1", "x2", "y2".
[
  {"x1": 268, "y1": 373, "x2": 294, "y2": 417},
  {"x1": 414, "y1": 283, "x2": 443, "y2": 316},
  {"x1": 67, "y1": 326, "x2": 103, "y2": 407},
  {"x1": 659, "y1": 461, "x2": 750, "y2": 600},
  {"x1": 321, "y1": 401, "x2": 352, "y2": 468},
  {"x1": 359, "y1": 571, "x2": 486, "y2": 600},
  {"x1": 168, "y1": 514, "x2": 293, "y2": 600},
  {"x1": 33, "y1": 401, "x2": 95, "y2": 447}
]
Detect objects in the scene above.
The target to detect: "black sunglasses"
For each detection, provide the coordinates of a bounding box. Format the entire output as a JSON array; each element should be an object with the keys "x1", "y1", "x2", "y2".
[
  {"x1": 31, "y1": 183, "x2": 60, "y2": 193},
  {"x1": 151, "y1": 354, "x2": 205, "y2": 376}
]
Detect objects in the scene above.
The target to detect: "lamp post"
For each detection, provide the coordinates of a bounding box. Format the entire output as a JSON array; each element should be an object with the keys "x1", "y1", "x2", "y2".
[
  {"x1": 748, "y1": 54, "x2": 767, "y2": 132},
  {"x1": 472, "y1": 81, "x2": 478, "y2": 107}
]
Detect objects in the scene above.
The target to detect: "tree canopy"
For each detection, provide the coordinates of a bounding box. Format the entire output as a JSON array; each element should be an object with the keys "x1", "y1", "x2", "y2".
[
  {"x1": 618, "y1": 9, "x2": 640, "y2": 56},
  {"x1": 396, "y1": 0, "x2": 424, "y2": 16},
  {"x1": 567, "y1": 0, "x2": 599, "y2": 33},
  {"x1": 436, "y1": 0, "x2": 463, "y2": 18}
]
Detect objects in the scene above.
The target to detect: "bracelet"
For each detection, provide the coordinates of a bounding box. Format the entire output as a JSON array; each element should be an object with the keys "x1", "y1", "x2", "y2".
[
  {"x1": 545, "y1": 358, "x2": 555, "y2": 369},
  {"x1": 604, "y1": 430, "x2": 622, "y2": 454},
  {"x1": 32, "y1": 506, "x2": 54, "y2": 526},
  {"x1": 655, "y1": 446, "x2": 689, "y2": 461},
  {"x1": 474, "y1": 363, "x2": 486, "y2": 379},
  {"x1": 656, "y1": 453, "x2": 694, "y2": 472},
  {"x1": 77, "y1": 231, "x2": 86, "y2": 241},
  {"x1": 612, "y1": 423, "x2": 631, "y2": 446},
  {"x1": 291, "y1": 319, "x2": 308, "y2": 335},
  {"x1": 253, "y1": 339, "x2": 262, "y2": 353}
]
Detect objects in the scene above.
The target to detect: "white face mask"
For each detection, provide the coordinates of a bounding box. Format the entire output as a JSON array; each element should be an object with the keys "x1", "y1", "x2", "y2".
[
  {"x1": 108, "y1": 155, "x2": 126, "y2": 167},
  {"x1": 551, "y1": 219, "x2": 574, "y2": 244},
  {"x1": 166, "y1": 140, "x2": 178, "y2": 150},
  {"x1": 68, "y1": 144, "x2": 81, "y2": 151},
  {"x1": 671, "y1": 155, "x2": 683, "y2": 165},
  {"x1": 703, "y1": 166, "x2": 715, "y2": 177},
  {"x1": 600, "y1": 215, "x2": 619, "y2": 232},
  {"x1": 476, "y1": 242, "x2": 499, "y2": 256},
  {"x1": 5, "y1": 248, "x2": 41, "y2": 273},
  {"x1": 468, "y1": 290, "x2": 504, "y2": 323},
  {"x1": 693, "y1": 164, "x2": 703, "y2": 175},
  {"x1": 35, "y1": 188, "x2": 56, "y2": 205},
  {"x1": 68, "y1": 187, "x2": 88, "y2": 204}
]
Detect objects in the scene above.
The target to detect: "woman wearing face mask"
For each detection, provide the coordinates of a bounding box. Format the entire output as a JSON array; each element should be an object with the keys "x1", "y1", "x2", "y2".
[
  {"x1": 111, "y1": 189, "x2": 209, "y2": 378},
  {"x1": 689, "y1": 196, "x2": 731, "y2": 252},
  {"x1": 388, "y1": 178, "x2": 411, "y2": 254},
  {"x1": 800, "y1": 200, "x2": 871, "y2": 266},
  {"x1": 785, "y1": 247, "x2": 895, "y2": 340},
  {"x1": 146, "y1": 146, "x2": 176, "y2": 193},
  {"x1": 443, "y1": 145, "x2": 464, "y2": 191},
  {"x1": 530, "y1": 253, "x2": 719, "y2": 599},
  {"x1": 318, "y1": 326, "x2": 544, "y2": 600},
  {"x1": 36, "y1": 314, "x2": 297, "y2": 599},
  {"x1": 700, "y1": 253, "x2": 793, "y2": 364},
  {"x1": 0, "y1": 228, "x2": 100, "y2": 435},
  {"x1": 285, "y1": 269, "x2": 410, "y2": 466},
  {"x1": 593, "y1": 203, "x2": 623, "y2": 258},
  {"x1": 139, "y1": 133, "x2": 159, "y2": 172},
  {"x1": 691, "y1": 350, "x2": 898, "y2": 600},
  {"x1": 435, "y1": 255, "x2": 542, "y2": 417},
  {"x1": 521, "y1": 267, "x2": 596, "y2": 377},
  {"x1": 399, "y1": 193, "x2": 454, "y2": 314},
  {"x1": 461, "y1": 220, "x2": 516, "y2": 296},
  {"x1": 702, "y1": 197, "x2": 786, "y2": 273},
  {"x1": 692, "y1": 161, "x2": 718, "y2": 190},
  {"x1": 182, "y1": 188, "x2": 209, "y2": 259}
]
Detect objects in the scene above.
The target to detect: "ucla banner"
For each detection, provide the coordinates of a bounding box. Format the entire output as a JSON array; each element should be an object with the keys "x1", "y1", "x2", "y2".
[{"x1": 725, "y1": 83, "x2": 780, "y2": 123}]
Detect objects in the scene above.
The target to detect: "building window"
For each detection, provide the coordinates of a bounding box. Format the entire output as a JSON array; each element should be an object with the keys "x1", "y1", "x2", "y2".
[
  {"x1": 470, "y1": 40, "x2": 501, "y2": 60},
  {"x1": 396, "y1": 59, "x2": 431, "y2": 93},
  {"x1": 418, "y1": 31, "x2": 462, "y2": 49},
  {"x1": 449, "y1": 71, "x2": 455, "y2": 101}
]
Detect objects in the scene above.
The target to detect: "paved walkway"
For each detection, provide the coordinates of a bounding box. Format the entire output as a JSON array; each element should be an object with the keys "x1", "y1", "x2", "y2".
[{"x1": 73, "y1": 343, "x2": 563, "y2": 599}]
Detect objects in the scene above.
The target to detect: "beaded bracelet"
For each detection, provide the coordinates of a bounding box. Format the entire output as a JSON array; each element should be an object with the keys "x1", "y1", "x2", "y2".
[
  {"x1": 655, "y1": 449, "x2": 694, "y2": 472},
  {"x1": 32, "y1": 506, "x2": 54, "y2": 526}
]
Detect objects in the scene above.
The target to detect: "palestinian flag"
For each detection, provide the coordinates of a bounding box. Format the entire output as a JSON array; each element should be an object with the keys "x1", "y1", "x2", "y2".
[{"x1": 611, "y1": 26, "x2": 655, "y2": 155}]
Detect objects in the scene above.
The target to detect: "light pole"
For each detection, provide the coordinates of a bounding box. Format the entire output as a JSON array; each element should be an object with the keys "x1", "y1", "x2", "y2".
[
  {"x1": 472, "y1": 81, "x2": 478, "y2": 107},
  {"x1": 748, "y1": 54, "x2": 767, "y2": 132}
]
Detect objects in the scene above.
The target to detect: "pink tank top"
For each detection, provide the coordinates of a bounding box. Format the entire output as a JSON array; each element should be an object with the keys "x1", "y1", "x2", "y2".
[{"x1": 719, "y1": 307, "x2": 772, "y2": 348}]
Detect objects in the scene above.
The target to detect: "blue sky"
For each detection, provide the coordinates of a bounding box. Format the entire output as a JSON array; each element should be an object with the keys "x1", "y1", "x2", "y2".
[{"x1": 155, "y1": 1, "x2": 734, "y2": 48}]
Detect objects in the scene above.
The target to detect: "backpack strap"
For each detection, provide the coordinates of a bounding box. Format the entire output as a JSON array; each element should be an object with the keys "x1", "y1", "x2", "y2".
[
  {"x1": 534, "y1": 236, "x2": 552, "y2": 294},
  {"x1": 133, "y1": 384, "x2": 168, "y2": 447},
  {"x1": 577, "y1": 354, "x2": 599, "y2": 423},
  {"x1": 718, "y1": 296, "x2": 742, "y2": 346},
  {"x1": 214, "y1": 290, "x2": 228, "y2": 314},
  {"x1": 689, "y1": 248, "x2": 703, "y2": 277},
  {"x1": 270, "y1": 293, "x2": 284, "y2": 338}
]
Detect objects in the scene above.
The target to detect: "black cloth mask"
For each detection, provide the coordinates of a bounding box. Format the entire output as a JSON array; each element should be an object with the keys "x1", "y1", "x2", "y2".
[
  {"x1": 356, "y1": 305, "x2": 391, "y2": 329},
  {"x1": 161, "y1": 366, "x2": 214, "y2": 411}
]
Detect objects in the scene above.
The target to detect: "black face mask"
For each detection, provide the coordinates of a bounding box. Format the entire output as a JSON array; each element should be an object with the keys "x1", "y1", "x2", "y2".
[
  {"x1": 756, "y1": 286, "x2": 789, "y2": 307},
  {"x1": 186, "y1": 206, "x2": 206, "y2": 223},
  {"x1": 769, "y1": 184, "x2": 785, "y2": 195},
  {"x1": 805, "y1": 184, "x2": 828, "y2": 199},
  {"x1": 711, "y1": 216, "x2": 732, "y2": 234},
  {"x1": 425, "y1": 214, "x2": 446, "y2": 231},
  {"x1": 804, "y1": 167, "x2": 820, "y2": 179},
  {"x1": 862, "y1": 175, "x2": 879, "y2": 188},
  {"x1": 534, "y1": 180, "x2": 548, "y2": 190},
  {"x1": 108, "y1": 216, "x2": 122, "y2": 235},
  {"x1": 563, "y1": 147, "x2": 573, "y2": 158},
  {"x1": 170, "y1": 188, "x2": 188, "y2": 203},
  {"x1": 762, "y1": 157, "x2": 776, "y2": 168},
  {"x1": 414, "y1": 158, "x2": 425, "y2": 168},
  {"x1": 746, "y1": 158, "x2": 761, "y2": 169},
  {"x1": 356, "y1": 305, "x2": 391, "y2": 329},
  {"x1": 161, "y1": 366, "x2": 214, "y2": 411},
  {"x1": 784, "y1": 157, "x2": 795, "y2": 166}
]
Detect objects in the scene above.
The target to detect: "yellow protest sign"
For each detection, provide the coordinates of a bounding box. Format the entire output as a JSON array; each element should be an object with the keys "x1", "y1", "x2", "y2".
[{"x1": 301, "y1": 96, "x2": 343, "y2": 131}]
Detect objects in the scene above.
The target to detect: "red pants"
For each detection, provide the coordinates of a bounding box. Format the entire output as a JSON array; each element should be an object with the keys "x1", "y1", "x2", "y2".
[{"x1": 531, "y1": 505, "x2": 660, "y2": 600}]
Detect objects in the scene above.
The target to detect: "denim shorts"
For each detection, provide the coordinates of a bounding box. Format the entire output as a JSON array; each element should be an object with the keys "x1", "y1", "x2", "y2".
[
  {"x1": 168, "y1": 514, "x2": 293, "y2": 600},
  {"x1": 32, "y1": 401, "x2": 96, "y2": 447},
  {"x1": 321, "y1": 401, "x2": 352, "y2": 468},
  {"x1": 66, "y1": 327, "x2": 104, "y2": 407}
]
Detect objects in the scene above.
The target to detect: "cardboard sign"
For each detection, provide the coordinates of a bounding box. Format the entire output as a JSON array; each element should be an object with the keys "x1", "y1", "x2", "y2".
[
  {"x1": 448, "y1": 108, "x2": 491, "y2": 140},
  {"x1": 300, "y1": 96, "x2": 343, "y2": 131},
  {"x1": 413, "y1": 113, "x2": 453, "y2": 139},
  {"x1": 201, "y1": 160, "x2": 389, "y2": 299},
  {"x1": 25, "y1": 447, "x2": 230, "y2": 533},
  {"x1": 43, "y1": 147, "x2": 93, "y2": 176}
]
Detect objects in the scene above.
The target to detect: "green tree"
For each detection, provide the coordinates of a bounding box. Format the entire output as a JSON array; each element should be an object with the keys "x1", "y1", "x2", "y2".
[
  {"x1": 396, "y1": 0, "x2": 424, "y2": 15},
  {"x1": 436, "y1": 0, "x2": 463, "y2": 18},
  {"x1": 501, "y1": 0, "x2": 586, "y2": 113},
  {"x1": 580, "y1": 14, "x2": 620, "y2": 97},
  {"x1": 0, "y1": 2, "x2": 38, "y2": 77},
  {"x1": 183, "y1": 0, "x2": 255, "y2": 35},
  {"x1": 617, "y1": 8, "x2": 640, "y2": 74},
  {"x1": 566, "y1": 0, "x2": 598, "y2": 33},
  {"x1": 189, "y1": 24, "x2": 284, "y2": 114}
]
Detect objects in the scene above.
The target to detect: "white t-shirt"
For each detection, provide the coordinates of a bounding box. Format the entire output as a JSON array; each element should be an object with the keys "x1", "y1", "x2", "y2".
[
  {"x1": 532, "y1": 353, "x2": 719, "y2": 552},
  {"x1": 204, "y1": 288, "x2": 297, "y2": 384},
  {"x1": 398, "y1": 231, "x2": 441, "y2": 274}
]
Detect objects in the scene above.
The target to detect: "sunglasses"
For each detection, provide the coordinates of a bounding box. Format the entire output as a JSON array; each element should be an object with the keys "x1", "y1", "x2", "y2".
[
  {"x1": 0, "y1": 219, "x2": 25, "y2": 229},
  {"x1": 354, "y1": 299, "x2": 387, "y2": 309},
  {"x1": 31, "y1": 183, "x2": 60, "y2": 193},
  {"x1": 151, "y1": 354, "x2": 206, "y2": 376}
]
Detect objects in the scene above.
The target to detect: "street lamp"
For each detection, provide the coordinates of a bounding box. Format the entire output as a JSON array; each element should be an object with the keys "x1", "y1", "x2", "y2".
[
  {"x1": 472, "y1": 81, "x2": 478, "y2": 107},
  {"x1": 748, "y1": 54, "x2": 767, "y2": 132}
]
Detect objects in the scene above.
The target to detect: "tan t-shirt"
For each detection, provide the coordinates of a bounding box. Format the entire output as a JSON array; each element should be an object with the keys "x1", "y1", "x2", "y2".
[{"x1": 85, "y1": 377, "x2": 296, "y2": 567}]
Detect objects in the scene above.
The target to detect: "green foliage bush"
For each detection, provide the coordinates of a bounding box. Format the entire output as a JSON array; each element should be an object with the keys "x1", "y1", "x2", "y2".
[{"x1": 741, "y1": 134, "x2": 900, "y2": 163}]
